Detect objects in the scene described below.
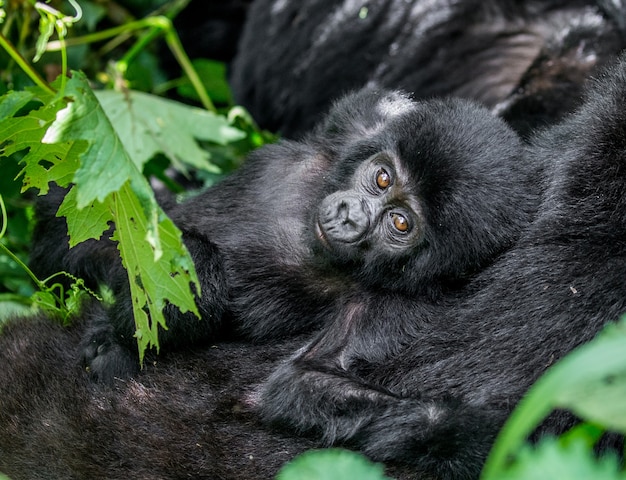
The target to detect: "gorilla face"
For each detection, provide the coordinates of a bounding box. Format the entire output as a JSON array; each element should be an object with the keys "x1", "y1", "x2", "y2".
[
  {"x1": 314, "y1": 151, "x2": 425, "y2": 260},
  {"x1": 307, "y1": 93, "x2": 537, "y2": 293}
]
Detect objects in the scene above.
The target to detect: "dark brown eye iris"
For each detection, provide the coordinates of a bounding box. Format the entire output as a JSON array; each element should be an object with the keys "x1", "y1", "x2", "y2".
[
  {"x1": 391, "y1": 213, "x2": 409, "y2": 232},
  {"x1": 376, "y1": 168, "x2": 391, "y2": 189}
]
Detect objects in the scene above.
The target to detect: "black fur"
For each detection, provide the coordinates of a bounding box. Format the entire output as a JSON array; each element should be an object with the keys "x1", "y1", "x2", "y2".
[
  {"x1": 255, "y1": 55, "x2": 626, "y2": 477},
  {"x1": 0, "y1": 309, "x2": 318, "y2": 480},
  {"x1": 3, "y1": 54, "x2": 626, "y2": 480},
  {"x1": 29, "y1": 90, "x2": 537, "y2": 384},
  {"x1": 230, "y1": 0, "x2": 626, "y2": 138}
]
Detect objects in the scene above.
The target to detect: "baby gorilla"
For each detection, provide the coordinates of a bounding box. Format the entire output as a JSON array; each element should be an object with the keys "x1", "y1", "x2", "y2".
[{"x1": 30, "y1": 89, "x2": 539, "y2": 383}]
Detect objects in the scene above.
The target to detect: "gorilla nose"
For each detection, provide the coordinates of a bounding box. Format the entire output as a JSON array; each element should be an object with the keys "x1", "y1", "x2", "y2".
[{"x1": 319, "y1": 194, "x2": 370, "y2": 243}]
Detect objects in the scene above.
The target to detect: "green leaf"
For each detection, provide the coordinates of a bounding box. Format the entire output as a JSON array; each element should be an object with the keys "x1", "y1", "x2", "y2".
[
  {"x1": 2, "y1": 74, "x2": 201, "y2": 359},
  {"x1": 0, "y1": 90, "x2": 34, "y2": 118},
  {"x1": 56, "y1": 185, "x2": 112, "y2": 247},
  {"x1": 111, "y1": 181, "x2": 200, "y2": 362},
  {"x1": 42, "y1": 73, "x2": 145, "y2": 209},
  {"x1": 482, "y1": 317, "x2": 626, "y2": 479},
  {"x1": 503, "y1": 437, "x2": 625, "y2": 480},
  {"x1": 95, "y1": 89, "x2": 245, "y2": 175},
  {"x1": 31, "y1": 290, "x2": 60, "y2": 313},
  {"x1": 19, "y1": 141, "x2": 84, "y2": 193},
  {"x1": 277, "y1": 449, "x2": 390, "y2": 480},
  {"x1": 0, "y1": 90, "x2": 85, "y2": 195}
]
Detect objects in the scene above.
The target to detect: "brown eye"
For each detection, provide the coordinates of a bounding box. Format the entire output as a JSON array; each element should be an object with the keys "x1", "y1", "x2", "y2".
[
  {"x1": 376, "y1": 168, "x2": 391, "y2": 189},
  {"x1": 391, "y1": 213, "x2": 409, "y2": 232}
]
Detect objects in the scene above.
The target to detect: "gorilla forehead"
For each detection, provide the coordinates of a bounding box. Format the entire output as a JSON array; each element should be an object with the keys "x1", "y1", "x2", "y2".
[
  {"x1": 380, "y1": 99, "x2": 522, "y2": 189},
  {"x1": 333, "y1": 95, "x2": 522, "y2": 179}
]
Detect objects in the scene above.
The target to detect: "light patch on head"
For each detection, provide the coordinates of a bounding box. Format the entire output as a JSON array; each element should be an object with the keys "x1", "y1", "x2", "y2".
[
  {"x1": 424, "y1": 403, "x2": 445, "y2": 423},
  {"x1": 375, "y1": 93, "x2": 415, "y2": 119}
]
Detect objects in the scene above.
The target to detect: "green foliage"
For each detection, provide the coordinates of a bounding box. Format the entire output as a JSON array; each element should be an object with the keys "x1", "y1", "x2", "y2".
[
  {"x1": 277, "y1": 449, "x2": 390, "y2": 480},
  {"x1": 0, "y1": 192, "x2": 96, "y2": 323},
  {"x1": 176, "y1": 59, "x2": 233, "y2": 104},
  {"x1": 482, "y1": 317, "x2": 626, "y2": 480},
  {"x1": 0, "y1": 0, "x2": 268, "y2": 362},
  {"x1": 95, "y1": 88, "x2": 244, "y2": 175}
]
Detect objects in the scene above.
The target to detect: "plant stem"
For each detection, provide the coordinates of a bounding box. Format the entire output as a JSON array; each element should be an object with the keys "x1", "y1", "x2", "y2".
[
  {"x1": 56, "y1": 30, "x2": 67, "y2": 94},
  {"x1": 45, "y1": 16, "x2": 215, "y2": 112},
  {"x1": 0, "y1": 33, "x2": 55, "y2": 94},
  {"x1": 0, "y1": 196, "x2": 46, "y2": 291},
  {"x1": 163, "y1": 24, "x2": 216, "y2": 112}
]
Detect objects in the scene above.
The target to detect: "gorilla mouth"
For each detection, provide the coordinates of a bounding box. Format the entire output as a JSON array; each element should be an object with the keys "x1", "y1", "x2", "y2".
[{"x1": 315, "y1": 219, "x2": 331, "y2": 250}]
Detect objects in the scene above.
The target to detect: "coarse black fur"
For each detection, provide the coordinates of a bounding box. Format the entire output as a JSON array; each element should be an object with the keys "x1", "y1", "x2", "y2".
[
  {"x1": 255, "y1": 55, "x2": 626, "y2": 478},
  {"x1": 29, "y1": 89, "x2": 537, "y2": 384},
  {"x1": 230, "y1": 0, "x2": 626, "y2": 138},
  {"x1": 0, "y1": 309, "x2": 318, "y2": 480},
  {"x1": 3, "y1": 53, "x2": 626, "y2": 480}
]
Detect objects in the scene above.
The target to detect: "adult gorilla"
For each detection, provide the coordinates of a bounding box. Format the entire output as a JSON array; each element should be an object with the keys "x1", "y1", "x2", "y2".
[
  {"x1": 2, "y1": 56, "x2": 626, "y2": 479},
  {"x1": 230, "y1": 0, "x2": 626, "y2": 138}
]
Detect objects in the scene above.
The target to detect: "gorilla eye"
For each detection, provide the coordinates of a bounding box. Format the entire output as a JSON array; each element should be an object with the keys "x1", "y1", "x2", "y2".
[
  {"x1": 391, "y1": 213, "x2": 410, "y2": 233},
  {"x1": 376, "y1": 168, "x2": 391, "y2": 189}
]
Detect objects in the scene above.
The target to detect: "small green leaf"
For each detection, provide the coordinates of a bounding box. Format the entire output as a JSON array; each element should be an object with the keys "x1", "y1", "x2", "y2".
[
  {"x1": 31, "y1": 290, "x2": 59, "y2": 312},
  {"x1": 277, "y1": 449, "x2": 390, "y2": 480},
  {"x1": 57, "y1": 186, "x2": 112, "y2": 247}
]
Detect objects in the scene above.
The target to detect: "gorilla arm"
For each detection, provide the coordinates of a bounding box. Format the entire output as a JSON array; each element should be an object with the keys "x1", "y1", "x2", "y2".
[{"x1": 256, "y1": 296, "x2": 503, "y2": 480}]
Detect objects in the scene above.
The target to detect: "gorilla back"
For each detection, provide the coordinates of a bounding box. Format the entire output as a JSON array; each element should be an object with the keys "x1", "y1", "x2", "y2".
[
  {"x1": 30, "y1": 89, "x2": 538, "y2": 383},
  {"x1": 230, "y1": 0, "x2": 626, "y2": 137}
]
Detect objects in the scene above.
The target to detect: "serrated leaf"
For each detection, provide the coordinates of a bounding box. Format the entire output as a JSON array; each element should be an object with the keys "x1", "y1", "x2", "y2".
[
  {"x1": 0, "y1": 90, "x2": 85, "y2": 195},
  {"x1": 57, "y1": 185, "x2": 112, "y2": 246},
  {"x1": 0, "y1": 94, "x2": 64, "y2": 158},
  {"x1": 95, "y1": 89, "x2": 245, "y2": 174},
  {"x1": 41, "y1": 73, "x2": 165, "y2": 258},
  {"x1": 19, "y1": 141, "x2": 84, "y2": 193},
  {"x1": 277, "y1": 449, "x2": 390, "y2": 480},
  {"x1": 111, "y1": 181, "x2": 199, "y2": 362},
  {"x1": 42, "y1": 73, "x2": 144, "y2": 209},
  {"x1": 1, "y1": 74, "x2": 201, "y2": 360}
]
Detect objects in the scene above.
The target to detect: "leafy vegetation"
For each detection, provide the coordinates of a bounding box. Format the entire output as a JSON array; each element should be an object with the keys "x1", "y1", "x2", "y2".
[
  {"x1": 0, "y1": 0, "x2": 270, "y2": 359},
  {"x1": 1, "y1": 1, "x2": 625, "y2": 479}
]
